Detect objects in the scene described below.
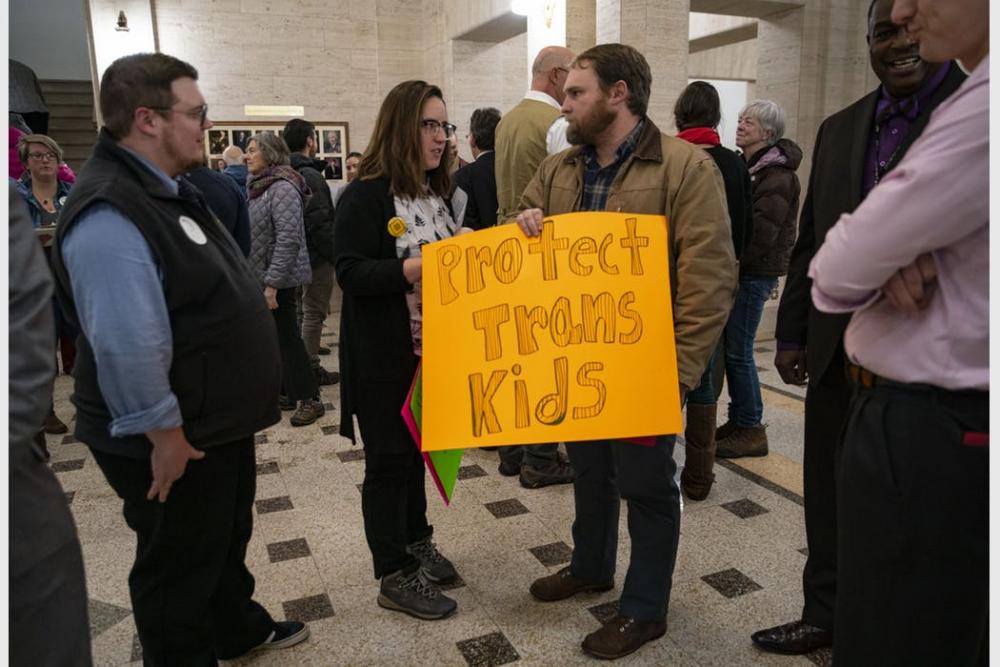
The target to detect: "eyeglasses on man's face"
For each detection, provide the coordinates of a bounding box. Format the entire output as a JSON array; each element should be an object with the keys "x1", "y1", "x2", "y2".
[
  {"x1": 421, "y1": 119, "x2": 457, "y2": 139},
  {"x1": 148, "y1": 103, "x2": 210, "y2": 126},
  {"x1": 28, "y1": 151, "x2": 58, "y2": 162}
]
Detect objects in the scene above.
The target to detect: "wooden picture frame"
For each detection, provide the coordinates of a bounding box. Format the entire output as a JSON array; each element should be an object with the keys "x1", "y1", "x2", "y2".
[{"x1": 204, "y1": 121, "x2": 351, "y2": 182}]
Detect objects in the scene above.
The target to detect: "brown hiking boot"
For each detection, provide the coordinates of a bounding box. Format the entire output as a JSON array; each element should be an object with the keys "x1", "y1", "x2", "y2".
[
  {"x1": 529, "y1": 565, "x2": 613, "y2": 602},
  {"x1": 290, "y1": 399, "x2": 325, "y2": 427},
  {"x1": 715, "y1": 420, "x2": 737, "y2": 441},
  {"x1": 582, "y1": 615, "x2": 667, "y2": 660},
  {"x1": 716, "y1": 425, "x2": 768, "y2": 458},
  {"x1": 681, "y1": 403, "x2": 717, "y2": 501}
]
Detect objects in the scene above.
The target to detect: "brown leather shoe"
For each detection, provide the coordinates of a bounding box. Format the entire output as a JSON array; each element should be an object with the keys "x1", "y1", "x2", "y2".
[
  {"x1": 716, "y1": 425, "x2": 768, "y2": 458},
  {"x1": 751, "y1": 620, "x2": 831, "y2": 655},
  {"x1": 582, "y1": 615, "x2": 666, "y2": 660},
  {"x1": 44, "y1": 410, "x2": 68, "y2": 435},
  {"x1": 529, "y1": 566, "x2": 613, "y2": 602}
]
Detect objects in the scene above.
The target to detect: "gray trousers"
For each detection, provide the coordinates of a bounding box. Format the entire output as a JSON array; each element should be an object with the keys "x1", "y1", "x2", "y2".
[
  {"x1": 299, "y1": 262, "x2": 336, "y2": 365},
  {"x1": 567, "y1": 435, "x2": 680, "y2": 622}
]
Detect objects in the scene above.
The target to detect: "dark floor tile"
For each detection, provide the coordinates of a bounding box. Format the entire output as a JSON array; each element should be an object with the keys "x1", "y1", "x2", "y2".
[
  {"x1": 255, "y1": 433, "x2": 268, "y2": 444},
  {"x1": 256, "y1": 461, "x2": 280, "y2": 475},
  {"x1": 439, "y1": 572, "x2": 466, "y2": 592},
  {"x1": 337, "y1": 449, "x2": 365, "y2": 462},
  {"x1": 88, "y1": 598, "x2": 131, "y2": 638},
  {"x1": 807, "y1": 646, "x2": 834, "y2": 666},
  {"x1": 456, "y1": 631, "x2": 520, "y2": 667},
  {"x1": 720, "y1": 498, "x2": 769, "y2": 519},
  {"x1": 323, "y1": 402, "x2": 335, "y2": 410},
  {"x1": 701, "y1": 568, "x2": 763, "y2": 599},
  {"x1": 282, "y1": 593, "x2": 335, "y2": 622},
  {"x1": 131, "y1": 633, "x2": 143, "y2": 662},
  {"x1": 65, "y1": 491, "x2": 75, "y2": 504},
  {"x1": 529, "y1": 541, "x2": 573, "y2": 567},
  {"x1": 321, "y1": 425, "x2": 339, "y2": 436},
  {"x1": 52, "y1": 458, "x2": 85, "y2": 473},
  {"x1": 588, "y1": 600, "x2": 620, "y2": 625},
  {"x1": 484, "y1": 498, "x2": 529, "y2": 519},
  {"x1": 256, "y1": 496, "x2": 294, "y2": 514},
  {"x1": 61, "y1": 434, "x2": 78, "y2": 445},
  {"x1": 266, "y1": 538, "x2": 311, "y2": 563},
  {"x1": 457, "y1": 464, "x2": 488, "y2": 480},
  {"x1": 799, "y1": 547, "x2": 810, "y2": 557}
]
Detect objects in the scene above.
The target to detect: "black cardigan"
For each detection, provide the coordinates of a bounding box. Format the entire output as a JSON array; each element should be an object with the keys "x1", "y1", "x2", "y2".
[
  {"x1": 332, "y1": 176, "x2": 421, "y2": 444},
  {"x1": 705, "y1": 144, "x2": 753, "y2": 261}
]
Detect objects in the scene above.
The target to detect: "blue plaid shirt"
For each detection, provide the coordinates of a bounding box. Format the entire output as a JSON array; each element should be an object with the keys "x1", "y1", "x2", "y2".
[{"x1": 579, "y1": 119, "x2": 646, "y2": 212}]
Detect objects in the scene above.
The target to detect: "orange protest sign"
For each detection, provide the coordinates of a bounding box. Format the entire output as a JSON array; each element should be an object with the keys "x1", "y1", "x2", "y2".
[{"x1": 421, "y1": 212, "x2": 682, "y2": 451}]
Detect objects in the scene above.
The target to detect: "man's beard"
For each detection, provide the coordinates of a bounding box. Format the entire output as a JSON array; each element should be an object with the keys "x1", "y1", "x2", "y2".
[{"x1": 566, "y1": 98, "x2": 616, "y2": 146}]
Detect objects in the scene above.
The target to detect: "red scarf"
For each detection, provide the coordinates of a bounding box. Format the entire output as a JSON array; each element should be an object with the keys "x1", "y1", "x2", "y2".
[{"x1": 677, "y1": 127, "x2": 721, "y2": 146}]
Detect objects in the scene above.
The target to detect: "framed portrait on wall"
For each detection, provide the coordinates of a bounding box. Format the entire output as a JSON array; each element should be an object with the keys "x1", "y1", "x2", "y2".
[{"x1": 203, "y1": 121, "x2": 351, "y2": 183}]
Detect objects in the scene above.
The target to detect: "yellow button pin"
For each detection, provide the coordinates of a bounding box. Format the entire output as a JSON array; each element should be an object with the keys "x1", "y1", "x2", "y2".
[{"x1": 387, "y1": 216, "x2": 407, "y2": 238}]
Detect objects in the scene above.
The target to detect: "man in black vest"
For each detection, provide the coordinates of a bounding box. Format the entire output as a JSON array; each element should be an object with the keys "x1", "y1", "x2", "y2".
[
  {"x1": 50, "y1": 53, "x2": 310, "y2": 665},
  {"x1": 751, "y1": 0, "x2": 966, "y2": 655}
]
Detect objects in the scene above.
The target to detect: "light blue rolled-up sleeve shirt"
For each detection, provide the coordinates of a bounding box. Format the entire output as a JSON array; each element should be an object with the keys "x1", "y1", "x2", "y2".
[{"x1": 61, "y1": 147, "x2": 183, "y2": 437}]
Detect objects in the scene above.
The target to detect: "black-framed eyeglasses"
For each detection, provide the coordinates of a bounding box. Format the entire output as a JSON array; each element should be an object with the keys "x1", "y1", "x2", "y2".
[
  {"x1": 421, "y1": 119, "x2": 457, "y2": 139},
  {"x1": 27, "y1": 151, "x2": 58, "y2": 162},
  {"x1": 148, "y1": 103, "x2": 209, "y2": 125}
]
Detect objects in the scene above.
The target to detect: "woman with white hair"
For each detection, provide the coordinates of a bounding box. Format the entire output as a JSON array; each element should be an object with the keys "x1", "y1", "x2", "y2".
[
  {"x1": 245, "y1": 132, "x2": 324, "y2": 426},
  {"x1": 716, "y1": 99, "x2": 802, "y2": 459}
]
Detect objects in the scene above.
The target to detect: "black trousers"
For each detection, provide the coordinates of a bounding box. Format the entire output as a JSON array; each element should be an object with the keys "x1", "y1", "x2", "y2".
[
  {"x1": 360, "y1": 446, "x2": 433, "y2": 578},
  {"x1": 273, "y1": 287, "x2": 318, "y2": 402},
  {"x1": 92, "y1": 438, "x2": 273, "y2": 666},
  {"x1": 566, "y1": 436, "x2": 680, "y2": 621},
  {"x1": 10, "y1": 446, "x2": 91, "y2": 666},
  {"x1": 834, "y1": 381, "x2": 988, "y2": 666},
  {"x1": 799, "y1": 349, "x2": 851, "y2": 631}
]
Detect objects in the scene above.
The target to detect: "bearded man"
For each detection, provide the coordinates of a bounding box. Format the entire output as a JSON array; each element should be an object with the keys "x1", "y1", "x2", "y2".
[{"x1": 515, "y1": 43, "x2": 737, "y2": 660}]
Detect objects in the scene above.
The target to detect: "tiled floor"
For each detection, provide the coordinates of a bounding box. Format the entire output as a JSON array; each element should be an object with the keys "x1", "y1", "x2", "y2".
[{"x1": 48, "y1": 324, "x2": 831, "y2": 666}]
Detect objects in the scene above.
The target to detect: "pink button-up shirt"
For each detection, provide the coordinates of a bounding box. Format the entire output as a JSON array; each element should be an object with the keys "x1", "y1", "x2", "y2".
[{"x1": 809, "y1": 56, "x2": 988, "y2": 391}]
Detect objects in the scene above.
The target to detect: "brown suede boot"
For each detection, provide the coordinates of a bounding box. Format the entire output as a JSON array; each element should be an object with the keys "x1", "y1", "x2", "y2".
[{"x1": 681, "y1": 403, "x2": 717, "y2": 501}]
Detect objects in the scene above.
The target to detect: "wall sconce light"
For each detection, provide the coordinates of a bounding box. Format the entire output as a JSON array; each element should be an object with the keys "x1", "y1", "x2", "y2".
[
  {"x1": 511, "y1": 1, "x2": 557, "y2": 28},
  {"x1": 115, "y1": 10, "x2": 129, "y2": 31}
]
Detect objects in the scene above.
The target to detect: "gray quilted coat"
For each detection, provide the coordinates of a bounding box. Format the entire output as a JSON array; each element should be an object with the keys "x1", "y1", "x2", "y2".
[{"x1": 248, "y1": 178, "x2": 312, "y2": 288}]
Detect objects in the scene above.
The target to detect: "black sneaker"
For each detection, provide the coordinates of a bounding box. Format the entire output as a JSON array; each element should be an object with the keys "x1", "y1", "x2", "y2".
[
  {"x1": 378, "y1": 569, "x2": 457, "y2": 620},
  {"x1": 498, "y1": 459, "x2": 521, "y2": 477},
  {"x1": 312, "y1": 366, "x2": 340, "y2": 386},
  {"x1": 290, "y1": 399, "x2": 325, "y2": 427},
  {"x1": 279, "y1": 394, "x2": 295, "y2": 411},
  {"x1": 406, "y1": 536, "x2": 457, "y2": 584},
  {"x1": 252, "y1": 621, "x2": 310, "y2": 653},
  {"x1": 519, "y1": 459, "x2": 575, "y2": 489}
]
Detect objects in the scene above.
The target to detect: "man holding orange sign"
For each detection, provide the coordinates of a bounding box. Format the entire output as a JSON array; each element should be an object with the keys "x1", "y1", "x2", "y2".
[{"x1": 513, "y1": 44, "x2": 735, "y2": 660}]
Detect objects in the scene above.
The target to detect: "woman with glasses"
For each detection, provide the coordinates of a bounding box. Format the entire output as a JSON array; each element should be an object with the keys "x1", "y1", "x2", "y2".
[
  {"x1": 245, "y1": 132, "x2": 325, "y2": 427},
  {"x1": 333, "y1": 80, "x2": 460, "y2": 621},
  {"x1": 14, "y1": 133, "x2": 77, "y2": 438}
]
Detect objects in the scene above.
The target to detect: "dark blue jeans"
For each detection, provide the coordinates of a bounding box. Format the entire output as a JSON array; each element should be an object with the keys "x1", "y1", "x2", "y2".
[
  {"x1": 566, "y1": 436, "x2": 680, "y2": 621},
  {"x1": 723, "y1": 276, "x2": 777, "y2": 427}
]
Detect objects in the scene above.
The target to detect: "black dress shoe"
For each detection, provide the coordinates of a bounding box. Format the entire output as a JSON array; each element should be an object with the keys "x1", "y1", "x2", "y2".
[{"x1": 751, "y1": 620, "x2": 832, "y2": 655}]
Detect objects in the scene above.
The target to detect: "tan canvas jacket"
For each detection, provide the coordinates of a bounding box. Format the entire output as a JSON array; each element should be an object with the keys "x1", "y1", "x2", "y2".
[{"x1": 516, "y1": 118, "x2": 737, "y2": 390}]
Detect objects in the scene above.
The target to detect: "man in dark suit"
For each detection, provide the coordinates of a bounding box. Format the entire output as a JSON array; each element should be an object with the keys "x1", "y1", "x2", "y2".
[
  {"x1": 751, "y1": 0, "x2": 966, "y2": 655},
  {"x1": 451, "y1": 107, "x2": 500, "y2": 230},
  {"x1": 185, "y1": 164, "x2": 252, "y2": 257}
]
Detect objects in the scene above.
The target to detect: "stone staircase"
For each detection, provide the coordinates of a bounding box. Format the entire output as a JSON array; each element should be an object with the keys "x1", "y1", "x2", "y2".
[{"x1": 39, "y1": 79, "x2": 97, "y2": 173}]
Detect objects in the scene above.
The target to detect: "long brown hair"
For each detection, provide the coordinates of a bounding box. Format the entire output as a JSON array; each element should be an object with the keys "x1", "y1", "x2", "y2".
[{"x1": 357, "y1": 80, "x2": 451, "y2": 199}]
